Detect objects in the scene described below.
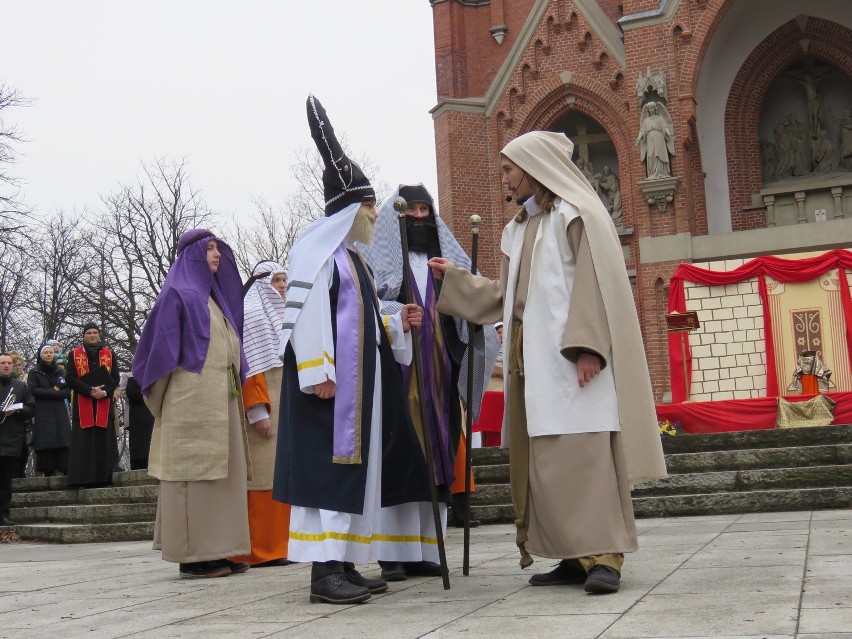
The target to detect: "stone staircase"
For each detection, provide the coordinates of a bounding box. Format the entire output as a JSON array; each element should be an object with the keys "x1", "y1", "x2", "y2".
[
  {"x1": 469, "y1": 424, "x2": 852, "y2": 523},
  {"x1": 5, "y1": 470, "x2": 158, "y2": 543},
  {"x1": 4, "y1": 425, "x2": 851, "y2": 543}
]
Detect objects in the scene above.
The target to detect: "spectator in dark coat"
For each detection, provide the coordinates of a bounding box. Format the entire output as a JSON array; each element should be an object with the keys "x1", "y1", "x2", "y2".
[
  {"x1": 27, "y1": 345, "x2": 72, "y2": 476},
  {"x1": 124, "y1": 376, "x2": 154, "y2": 470},
  {"x1": 1, "y1": 352, "x2": 36, "y2": 525}
]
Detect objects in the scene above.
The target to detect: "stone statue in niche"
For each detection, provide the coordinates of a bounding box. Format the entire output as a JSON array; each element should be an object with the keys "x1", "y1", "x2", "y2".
[
  {"x1": 837, "y1": 108, "x2": 852, "y2": 171},
  {"x1": 636, "y1": 102, "x2": 675, "y2": 179},
  {"x1": 575, "y1": 156, "x2": 596, "y2": 185},
  {"x1": 782, "y1": 66, "x2": 833, "y2": 138},
  {"x1": 812, "y1": 130, "x2": 841, "y2": 173},
  {"x1": 760, "y1": 139, "x2": 778, "y2": 182},
  {"x1": 597, "y1": 165, "x2": 623, "y2": 227},
  {"x1": 774, "y1": 113, "x2": 811, "y2": 178}
]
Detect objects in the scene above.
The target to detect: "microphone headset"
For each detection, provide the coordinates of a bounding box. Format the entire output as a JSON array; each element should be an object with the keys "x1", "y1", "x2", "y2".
[{"x1": 505, "y1": 171, "x2": 528, "y2": 202}]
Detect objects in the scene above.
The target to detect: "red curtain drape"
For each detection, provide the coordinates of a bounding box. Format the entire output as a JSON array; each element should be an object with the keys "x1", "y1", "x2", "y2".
[
  {"x1": 656, "y1": 391, "x2": 852, "y2": 433},
  {"x1": 668, "y1": 249, "x2": 852, "y2": 403}
]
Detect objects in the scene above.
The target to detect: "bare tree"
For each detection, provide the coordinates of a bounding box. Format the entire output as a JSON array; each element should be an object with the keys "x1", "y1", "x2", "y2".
[
  {"x1": 0, "y1": 243, "x2": 33, "y2": 354},
  {"x1": 0, "y1": 83, "x2": 31, "y2": 245},
  {"x1": 229, "y1": 196, "x2": 308, "y2": 278},
  {"x1": 76, "y1": 158, "x2": 214, "y2": 368},
  {"x1": 230, "y1": 140, "x2": 389, "y2": 277},
  {"x1": 22, "y1": 212, "x2": 92, "y2": 348}
]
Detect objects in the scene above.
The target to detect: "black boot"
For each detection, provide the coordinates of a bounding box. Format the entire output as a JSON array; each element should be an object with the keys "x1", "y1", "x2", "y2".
[
  {"x1": 343, "y1": 562, "x2": 388, "y2": 594},
  {"x1": 310, "y1": 561, "x2": 371, "y2": 604},
  {"x1": 451, "y1": 492, "x2": 480, "y2": 528},
  {"x1": 378, "y1": 560, "x2": 407, "y2": 582}
]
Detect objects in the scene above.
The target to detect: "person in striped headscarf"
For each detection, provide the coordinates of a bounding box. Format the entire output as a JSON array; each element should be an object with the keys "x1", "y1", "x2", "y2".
[{"x1": 230, "y1": 261, "x2": 293, "y2": 567}]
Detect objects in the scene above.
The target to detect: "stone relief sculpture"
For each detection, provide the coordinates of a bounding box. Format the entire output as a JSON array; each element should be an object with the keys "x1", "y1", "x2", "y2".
[
  {"x1": 812, "y1": 130, "x2": 841, "y2": 173},
  {"x1": 597, "y1": 165, "x2": 623, "y2": 227},
  {"x1": 636, "y1": 102, "x2": 675, "y2": 179},
  {"x1": 838, "y1": 108, "x2": 852, "y2": 171},
  {"x1": 773, "y1": 113, "x2": 811, "y2": 178},
  {"x1": 760, "y1": 139, "x2": 778, "y2": 182},
  {"x1": 761, "y1": 61, "x2": 850, "y2": 183}
]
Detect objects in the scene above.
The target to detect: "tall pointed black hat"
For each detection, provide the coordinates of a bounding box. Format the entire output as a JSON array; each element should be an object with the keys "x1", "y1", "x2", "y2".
[{"x1": 307, "y1": 95, "x2": 376, "y2": 216}]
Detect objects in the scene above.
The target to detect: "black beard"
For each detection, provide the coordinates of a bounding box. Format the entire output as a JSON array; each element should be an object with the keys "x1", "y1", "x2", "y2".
[{"x1": 405, "y1": 215, "x2": 439, "y2": 254}]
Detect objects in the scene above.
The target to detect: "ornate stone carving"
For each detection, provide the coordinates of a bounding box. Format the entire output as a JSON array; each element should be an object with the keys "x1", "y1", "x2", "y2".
[
  {"x1": 638, "y1": 176, "x2": 679, "y2": 212},
  {"x1": 636, "y1": 102, "x2": 675, "y2": 179},
  {"x1": 636, "y1": 68, "x2": 667, "y2": 104}
]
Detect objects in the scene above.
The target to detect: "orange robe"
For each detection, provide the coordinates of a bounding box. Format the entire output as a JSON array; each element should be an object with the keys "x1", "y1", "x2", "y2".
[{"x1": 230, "y1": 372, "x2": 291, "y2": 565}]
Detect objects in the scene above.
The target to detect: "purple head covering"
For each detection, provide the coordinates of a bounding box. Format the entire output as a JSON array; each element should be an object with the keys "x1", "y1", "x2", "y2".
[{"x1": 132, "y1": 229, "x2": 247, "y2": 397}]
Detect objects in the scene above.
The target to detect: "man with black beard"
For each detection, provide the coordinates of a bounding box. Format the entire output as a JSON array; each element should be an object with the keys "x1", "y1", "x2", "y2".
[
  {"x1": 0, "y1": 352, "x2": 35, "y2": 525},
  {"x1": 361, "y1": 184, "x2": 500, "y2": 581}
]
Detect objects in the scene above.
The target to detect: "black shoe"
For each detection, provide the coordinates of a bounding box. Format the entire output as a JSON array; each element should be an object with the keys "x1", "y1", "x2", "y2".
[
  {"x1": 584, "y1": 565, "x2": 621, "y2": 593},
  {"x1": 343, "y1": 563, "x2": 388, "y2": 594},
  {"x1": 223, "y1": 559, "x2": 250, "y2": 574},
  {"x1": 179, "y1": 560, "x2": 231, "y2": 579},
  {"x1": 529, "y1": 559, "x2": 587, "y2": 586},
  {"x1": 0, "y1": 516, "x2": 15, "y2": 526},
  {"x1": 253, "y1": 558, "x2": 294, "y2": 568},
  {"x1": 379, "y1": 561, "x2": 407, "y2": 582},
  {"x1": 403, "y1": 561, "x2": 442, "y2": 577},
  {"x1": 310, "y1": 573, "x2": 371, "y2": 604}
]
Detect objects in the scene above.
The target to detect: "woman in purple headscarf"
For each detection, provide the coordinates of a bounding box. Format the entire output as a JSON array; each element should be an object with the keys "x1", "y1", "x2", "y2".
[{"x1": 132, "y1": 229, "x2": 251, "y2": 580}]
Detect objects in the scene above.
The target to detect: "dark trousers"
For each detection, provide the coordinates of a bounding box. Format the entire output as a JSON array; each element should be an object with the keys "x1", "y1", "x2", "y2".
[{"x1": 0, "y1": 455, "x2": 20, "y2": 517}]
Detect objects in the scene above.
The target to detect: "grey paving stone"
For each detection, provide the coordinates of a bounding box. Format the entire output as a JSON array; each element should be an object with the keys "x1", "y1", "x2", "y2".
[{"x1": 0, "y1": 510, "x2": 849, "y2": 638}]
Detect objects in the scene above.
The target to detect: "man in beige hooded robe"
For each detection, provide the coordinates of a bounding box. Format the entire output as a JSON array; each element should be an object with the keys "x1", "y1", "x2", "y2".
[{"x1": 429, "y1": 131, "x2": 666, "y2": 594}]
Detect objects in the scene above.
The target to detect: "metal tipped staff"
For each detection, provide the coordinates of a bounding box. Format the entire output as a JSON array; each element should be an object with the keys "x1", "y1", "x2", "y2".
[
  {"x1": 394, "y1": 196, "x2": 451, "y2": 590},
  {"x1": 463, "y1": 214, "x2": 481, "y2": 576}
]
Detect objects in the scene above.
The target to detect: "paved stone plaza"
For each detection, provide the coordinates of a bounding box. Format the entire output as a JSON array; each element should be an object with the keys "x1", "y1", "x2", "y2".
[{"x1": 0, "y1": 509, "x2": 849, "y2": 639}]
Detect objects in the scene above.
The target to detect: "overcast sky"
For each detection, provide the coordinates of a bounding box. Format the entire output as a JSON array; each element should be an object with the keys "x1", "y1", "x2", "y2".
[{"x1": 2, "y1": 1, "x2": 438, "y2": 221}]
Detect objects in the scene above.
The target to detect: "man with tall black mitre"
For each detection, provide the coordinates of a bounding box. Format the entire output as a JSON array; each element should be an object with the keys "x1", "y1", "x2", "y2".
[{"x1": 273, "y1": 96, "x2": 435, "y2": 605}]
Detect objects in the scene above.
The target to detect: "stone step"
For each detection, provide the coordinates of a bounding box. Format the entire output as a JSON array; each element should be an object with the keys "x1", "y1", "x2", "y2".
[
  {"x1": 471, "y1": 444, "x2": 852, "y2": 484},
  {"x1": 10, "y1": 502, "x2": 157, "y2": 525},
  {"x1": 665, "y1": 443, "x2": 852, "y2": 473},
  {"x1": 633, "y1": 486, "x2": 852, "y2": 518},
  {"x1": 11, "y1": 484, "x2": 159, "y2": 508},
  {"x1": 14, "y1": 522, "x2": 154, "y2": 544},
  {"x1": 660, "y1": 423, "x2": 852, "y2": 454},
  {"x1": 12, "y1": 469, "x2": 157, "y2": 493},
  {"x1": 472, "y1": 464, "x2": 852, "y2": 506},
  {"x1": 633, "y1": 464, "x2": 852, "y2": 496},
  {"x1": 471, "y1": 486, "x2": 852, "y2": 524}
]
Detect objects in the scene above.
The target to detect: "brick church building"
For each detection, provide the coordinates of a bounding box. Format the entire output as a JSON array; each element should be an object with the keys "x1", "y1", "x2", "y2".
[{"x1": 428, "y1": 0, "x2": 852, "y2": 403}]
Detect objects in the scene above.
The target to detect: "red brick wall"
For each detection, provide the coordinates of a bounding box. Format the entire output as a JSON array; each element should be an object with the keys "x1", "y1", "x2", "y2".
[{"x1": 430, "y1": 0, "x2": 849, "y2": 400}]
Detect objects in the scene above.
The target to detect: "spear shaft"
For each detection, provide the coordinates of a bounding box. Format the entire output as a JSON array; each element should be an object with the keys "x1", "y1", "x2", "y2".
[{"x1": 463, "y1": 214, "x2": 481, "y2": 576}]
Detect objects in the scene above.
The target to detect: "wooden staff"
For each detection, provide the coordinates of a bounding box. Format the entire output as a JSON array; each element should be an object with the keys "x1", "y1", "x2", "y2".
[
  {"x1": 394, "y1": 196, "x2": 451, "y2": 590},
  {"x1": 463, "y1": 214, "x2": 481, "y2": 576}
]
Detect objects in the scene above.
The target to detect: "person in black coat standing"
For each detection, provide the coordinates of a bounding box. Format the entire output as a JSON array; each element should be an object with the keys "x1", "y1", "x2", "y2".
[
  {"x1": 124, "y1": 375, "x2": 153, "y2": 470},
  {"x1": 65, "y1": 324, "x2": 120, "y2": 487},
  {"x1": 27, "y1": 345, "x2": 72, "y2": 476},
  {"x1": 0, "y1": 352, "x2": 36, "y2": 525}
]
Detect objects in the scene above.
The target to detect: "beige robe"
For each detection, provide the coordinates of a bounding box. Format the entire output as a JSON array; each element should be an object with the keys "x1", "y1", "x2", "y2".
[
  {"x1": 438, "y1": 214, "x2": 643, "y2": 565},
  {"x1": 244, "y1": 366, "x2": 282, "y2": 491},
  {"x1": 148, "y1": 298, "x2": 251, "y2": 563}
]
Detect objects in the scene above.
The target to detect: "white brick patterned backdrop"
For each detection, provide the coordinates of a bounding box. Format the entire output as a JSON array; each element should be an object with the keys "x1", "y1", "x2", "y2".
[{"x1": 683, "y1": 258, "x2": 768, "y2": 402}]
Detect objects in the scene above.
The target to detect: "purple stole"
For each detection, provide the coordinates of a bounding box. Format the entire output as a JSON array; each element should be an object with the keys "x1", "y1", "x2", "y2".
[
  {"x1": 402, "y1": 268, "x2": 455, "y2": 487},
  {"x1": 331, "y1": 245, "x2": 368, "y2": 464}
]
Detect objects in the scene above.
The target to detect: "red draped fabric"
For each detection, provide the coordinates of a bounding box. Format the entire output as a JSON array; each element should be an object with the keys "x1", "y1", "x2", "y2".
[
  {"x1": 656, "y1": 391, "x2": 852, "y2": 433},
  {"x1": 668, "y1": 249, "x2": 852, "y2": 403},
  {"x1": 473, "y1": 390, "x2": 504, "y2": 447}
]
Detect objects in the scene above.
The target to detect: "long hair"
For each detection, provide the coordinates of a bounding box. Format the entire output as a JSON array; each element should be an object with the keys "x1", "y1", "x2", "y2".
[{"x1": 532, "y1": 177, "x2": 557, "y2": 214}]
